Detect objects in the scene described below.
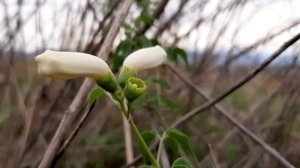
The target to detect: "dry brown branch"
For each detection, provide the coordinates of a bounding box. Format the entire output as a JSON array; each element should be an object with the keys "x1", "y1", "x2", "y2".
[
  {"x1": 51, "y1": 102, "x2": 96, "y2": 166},
  {"x1": 38, "y1": 79, "x2": 94, "y2": 168},
  {"x1": 265, "y1": 87, "x2": 300, "y2": 167},
  {"x1": 37, "y1": 1, "x2": 134, "y2": 167},
  {"x1": 7, "y1": 65, "x2": 37, "y2": 167},
  {"x1": 84, "y1": 1, "x2": 119, "y2": 54},
  {"x1": 54, "y1": 99, "x2": 115, "y2": 166},
  {"x1": 208, "y1": 144, "x2": 219, "y2": 168},
  {"x1": 123, "y1": 114, "x2": 134, "y2": 167},
  {"x1": 154, "y1": 0, "x2": 189, "y2": 38}
]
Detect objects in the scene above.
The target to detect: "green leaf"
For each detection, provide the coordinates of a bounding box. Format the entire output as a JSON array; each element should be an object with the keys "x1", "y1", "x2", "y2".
[
  {"x1": 116, "y1": 39, "x2": 134, "y2": 57},
  {"x1": 122, "y1": 23, "x2": 135, "y2": 37},
  {"x1": 150, "y1": 38, "x2": 160, "y2": 45},
  {"x1": 122, "y1": 23, "x2": 134, "y2": 31},
  {"x1": 138, "y1": 131, "x2": 157, "y2": 164},
  {"x1": 137, "y1": 36, "x2": 153, "y2": 48},
  {"x1": 87, "y1": 87, "x2": 105, "y2": 109},
  {"x1": 113, "y1": 39, "x2": 135, "y2": 71},
  {"x1": 139, "y1": 11, "x2": 154, "y2": 25},
  {"x1": 174, "y1": 48, "x2": 189, "y2": 67},
  {"x1": 164, "y1": 136, "x2": 180, "y2": 160},
  {"x1": 134, "y1": 17, "x2": 142, "y2": 28},
  {"x1": 141, "y1": 131, "x2": 157, "y2": 145},
  {"x1": 112, "y1": 54, "x2": 125, "y2": 72},
  {"x1": 166, "y1": 47, "x2": 177, "y2": 63},
  {"x1": 166, "y1": 129, "x2": 199, "y2": 167},
  {"x1": 136, "y1": 0, "x2": 151, "y2": 10},
  {"x1": 171, "y1": 157, "x2": 193, "y2": 168},
  {"x1": 166, "y1": 47, "x2": 189, "y2": 67}
]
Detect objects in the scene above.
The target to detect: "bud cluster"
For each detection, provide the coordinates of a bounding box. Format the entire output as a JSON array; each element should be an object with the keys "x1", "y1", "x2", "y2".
[{"x1": 35, "y1": 46, "x2": 167, "y2": 101}]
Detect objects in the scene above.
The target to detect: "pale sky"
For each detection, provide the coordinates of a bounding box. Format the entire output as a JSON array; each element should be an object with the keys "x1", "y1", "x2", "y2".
[
  {"x1": 0, "y1": 0, "x2": 300, "y2": 55},
  {"x1": 170, "y1": 0, "x2": 300, "y2": 52}
]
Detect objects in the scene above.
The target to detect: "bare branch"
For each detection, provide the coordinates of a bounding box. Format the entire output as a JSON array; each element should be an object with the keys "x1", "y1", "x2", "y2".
[{"x1": 37, "y1": 1, "x2": 134, "y2": 167}]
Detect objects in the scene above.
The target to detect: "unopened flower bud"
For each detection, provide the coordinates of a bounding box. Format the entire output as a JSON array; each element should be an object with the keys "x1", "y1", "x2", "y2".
[
  {"x1": 35, "y1": 50, "x2": 117, "y2": 92},
  {"x1": 124, "y1": 77, "x2": 147, "y2": 101},
  {"x1": 118, "y1": 45, "x2": 167, "y2": 86}
]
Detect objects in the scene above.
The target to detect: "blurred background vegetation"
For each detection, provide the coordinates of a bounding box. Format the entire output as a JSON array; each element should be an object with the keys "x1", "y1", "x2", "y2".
[{"x1": 0, "y1": 0, "x2": 300, "y2": 167}]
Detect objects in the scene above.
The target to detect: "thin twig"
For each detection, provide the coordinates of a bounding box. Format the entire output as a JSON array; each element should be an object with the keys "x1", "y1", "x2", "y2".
[
  {"x1": 156, "y1": 133, "x2": 166, "y2": 162},
  {"x1": 37, "y1": 1, "x2": 134, "y2": 168},
  {"x1": 52, "y1": 102, "x2": 96, "y2": 165},
  {"x1": 208, "y1": 144, "x2": 219, "y2": 168},
  {"x1": 123, "y1": 114, "x2": 134, "y2": 167},
  {"x1": 9, "y1": 66, "x2": 34, "y2": 167}
]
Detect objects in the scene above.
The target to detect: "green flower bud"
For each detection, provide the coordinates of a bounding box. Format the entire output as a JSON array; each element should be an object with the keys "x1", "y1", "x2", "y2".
[
  {"x1": 124, "y1": 77, "x2": 147, "y2": 101},
  {"x1": 96, "y1": 72, "x2": 118, "y2": 93}
]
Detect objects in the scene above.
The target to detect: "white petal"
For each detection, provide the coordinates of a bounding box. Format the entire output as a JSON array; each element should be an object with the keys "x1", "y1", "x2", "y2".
[
  {"x1": 122, "y1": 45, "x2": 167, "y2": 71},
  {"x1": 35, "y1": 50, "x2": 111, "y2": 79}
]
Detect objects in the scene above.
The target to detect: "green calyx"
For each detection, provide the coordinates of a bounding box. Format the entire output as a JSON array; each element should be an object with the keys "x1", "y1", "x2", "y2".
[
  {"x1": 124, "y1": 77, "x2": 147, "y2": 102},
  {"x1": 118, "y1": 66, "x2": 137, "y2": 88},
  {"x1": 96, "y1": 72, "x2": 118, "y2": 93}
]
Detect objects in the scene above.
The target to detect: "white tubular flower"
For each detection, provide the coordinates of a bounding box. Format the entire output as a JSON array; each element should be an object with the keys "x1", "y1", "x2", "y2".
[
  {"x1": 35, "y1": 50, "x2": 118, "y2": 92},
  {"x1": 118, "y1": 45, "x2": 167, "y2": 86},
  {"x1": 35, "y1": 50, "x2": 110, "y2": 79},
  {"x1": 123, "y1": 45, "x2": 167, "y2": 71}
]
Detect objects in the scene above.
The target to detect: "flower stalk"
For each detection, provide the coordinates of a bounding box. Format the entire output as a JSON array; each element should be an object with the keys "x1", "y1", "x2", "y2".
[
  {"x1": 128, "y1": 117, "x2": 160, "y2": 168},
  {"x1": 117, "y1": 94, "x2": 159, "y2": 167}
]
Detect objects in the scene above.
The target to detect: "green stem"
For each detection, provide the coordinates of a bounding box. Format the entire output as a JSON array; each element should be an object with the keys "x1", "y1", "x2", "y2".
[
  {"x1": 120, "y1": 99, "x2": 129, "y2": 118},
  {"x1": 128, "y1": 117, "x2": 160, "y2": 168},
  {"x1": 118, "y1": 97, "x2": 159, "y2": 167}
]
